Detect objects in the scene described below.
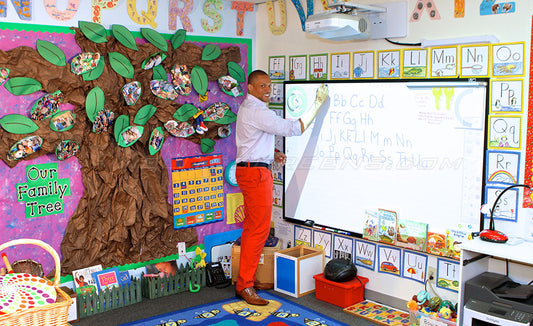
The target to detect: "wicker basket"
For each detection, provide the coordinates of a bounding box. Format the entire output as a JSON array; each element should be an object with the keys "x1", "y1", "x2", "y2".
[{"x1": 0, "y1": 239, "x2": 72, "y2": 326}]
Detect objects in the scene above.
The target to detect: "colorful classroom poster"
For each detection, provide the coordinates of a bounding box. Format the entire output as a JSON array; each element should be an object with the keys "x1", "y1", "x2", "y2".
[
  {"x1": 488, "y1": 115, "x2": 522, "y2": 150},
  {"x1": 378, "y1": 245, "x2": 401, "y2": 276},
  {"x1": 273, "y1": 183, "x2": 283, "y2": 207},
  {"x1": 430, "y1": 46, "x2": 458, "y2": 77},
  {"x1": 490, "y1": 79, "x2": 523, "y2": 113},
  {"x1": 460, "y1": 44, "x2": 490, "y2": 77},
  {"x1": 402, "y1": 251, "x2": 427, "y2": 284},
  {"x1": 352, "y1": 51, "x2": 375, "y2": 78},
  {"x1": 377, "y1": 50, "x2": 400, "y2": 78},
  {"x1": 288, "y1": 55, "x2": 307, "y2": 80},
  {"x1": 484, "y1": 186, "x2": 520, "y2": 222},
  {"x1": 171, "y1": 154, "x2": 224, "y2": 229},
  {"x1": 492, "y1": 42, "x2": 525, "y2": 77},
  {"x1": 436, "y1": 258, "x2": 459, "y2": 292},
  {"x1": 402, "y1": 49, "x2": 427, "y2": 78},
  {"x1": 330, "y1": 52, "x2": 351, "y2": 79},
  {"x1": 308, "y1": 53, "x2": 328, "y2": 80},
  {"x1": 333, "y1": 235, "x2": 354, "y2": 260},
  {"x1": 294, "y1": 226, "x2": 312, "y2": 247},
  {"x1": 226, "y1": 192, "x2": 244, "y2": 224},
  {"x1": 355, "y1": 240, "x2": 376, "y2": 271},
  {"x1": 312, "y1": 230, "x2": 333, "y2": 258},
  {"x1": 269, "y1": 82, "x2": 284, "y2": 104},
  {"x1": 268, "y1": 55, "x2": 285, "y2": 80},
  {"x1": 485, "y1": 150, "x2": 520, "y2": 185}
]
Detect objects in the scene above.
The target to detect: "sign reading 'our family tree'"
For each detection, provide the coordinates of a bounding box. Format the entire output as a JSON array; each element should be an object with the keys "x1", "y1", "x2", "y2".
[{"x1": 16, "y1": 163, "x2": 71, "y2": 218}]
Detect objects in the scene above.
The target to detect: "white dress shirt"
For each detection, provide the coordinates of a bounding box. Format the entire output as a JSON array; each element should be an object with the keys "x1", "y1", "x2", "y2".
[{"x1": 236, "y1": 94, "x2": 301, "y2": 164}]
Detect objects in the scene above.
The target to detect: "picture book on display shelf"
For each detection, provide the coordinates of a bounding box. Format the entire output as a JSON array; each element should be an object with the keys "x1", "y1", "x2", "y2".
[
  {"x1": 378, "y1": 209, "x2": 397, "y2": 244},
  {"x1": 426, "y1": 232, "x2": 446, "y2": 256},
  {"x1": 92, "y1": 267, "x2": 120, "y2": 292},
  {"x1": 396, "y1": 218, "x2": 428, "y2": 251},
  {"x1": 72, "y1": 264, "x2": 103, "y2": 295},
  {"x1": 445, "y1": 228, "x2": 471, "y2": 259},
  {"x1": 363, "y1": 209, "x2": 378, "y2": 241}
]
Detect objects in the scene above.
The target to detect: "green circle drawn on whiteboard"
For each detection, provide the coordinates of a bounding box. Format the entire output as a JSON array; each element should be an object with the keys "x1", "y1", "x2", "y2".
[{"x1": 286, "y1": 86, "x2": 307, "y2": 118}]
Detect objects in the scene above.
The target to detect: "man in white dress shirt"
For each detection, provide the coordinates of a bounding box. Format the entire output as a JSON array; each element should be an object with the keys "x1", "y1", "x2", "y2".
[{"x1": 234, "y1": 70, "x2": 328, "y2": 305}]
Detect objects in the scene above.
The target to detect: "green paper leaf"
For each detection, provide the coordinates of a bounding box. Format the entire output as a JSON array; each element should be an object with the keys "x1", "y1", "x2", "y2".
[
  {"x1": 170, "y1": 29, "x2": 186, "y2": 50},
  {"x1": 118, "y1": 125, "x2": 144, "y2": 148},
  {"x1": 215, "y1": 110, "x2": 237, "y2": 125},
  {"x1": 86, "y1": 86, "x2": 105, "y2": 122},
  {"x1": 114, "y1": 115, "x2": 130, "y2": 143},
  {"x1": 173, "y1": 103, "x2": 198, "y2": 122},
  {"x1": 141, "y1": 28, "x2": 168, "y2": 52},
  {"x1": 79, "y1": 21, "x2": 108, "y2": 43},
  {"x1": 134, "y1": 104, "x2": 157, "y2": 125},
  {"x1": 111, "y1": 24, "x2": 138, "y2": 51},
  {"x1": 0, "y1": 114, "x2": 39, "y2": 134},
  {"x1": 82, "y1": 55, "x2": 105, "y2": 81},
  {"x1": 36, "y1": 40, "x2": 66, "y2": 66},
  {"x1": 4, "y1": 77, "x2": 42, "y2": 95},
  {"x1": 200, "y1": 138, "x2": 216, "y2": 154},
  {"x1": 108, "y1": 52, "x2": 134, "y2": 79},
  {"x1": 202, "y1": 44, "x2": 221, "y2": 61},
  {"x1": 191, "y1": 66, "x2": 208, "y2": 96},
  {"x1": 228, "y1": 61, "x2": 246, "y2": 83},
  {"x1": 152, "y1": 65, "x2": 167, "y2": 80}
]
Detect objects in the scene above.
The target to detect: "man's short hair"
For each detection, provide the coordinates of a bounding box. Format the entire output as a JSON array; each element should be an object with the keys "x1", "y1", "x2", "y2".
[{"x1": 248, "y1": 70, "x2": 269, "y2": 85}]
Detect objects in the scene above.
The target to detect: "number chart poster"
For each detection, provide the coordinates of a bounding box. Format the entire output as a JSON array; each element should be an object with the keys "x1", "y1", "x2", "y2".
[{"x1": 171, "y1": 154, "x2": 225, "y2": 229}]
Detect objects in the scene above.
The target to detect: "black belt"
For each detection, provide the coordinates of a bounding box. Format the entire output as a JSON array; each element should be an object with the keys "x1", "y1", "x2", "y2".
[{"x1": 237, "y1": 162, "x2": 271, "y2": 169}]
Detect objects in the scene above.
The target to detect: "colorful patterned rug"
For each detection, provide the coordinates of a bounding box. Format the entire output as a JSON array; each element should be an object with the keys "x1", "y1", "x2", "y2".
[
  {"x1": 120, "y1": 291, "x2": 349, "y2": 326},
  {"x1": 343, "y1": 300, "x2": 410, "y2": 326}
]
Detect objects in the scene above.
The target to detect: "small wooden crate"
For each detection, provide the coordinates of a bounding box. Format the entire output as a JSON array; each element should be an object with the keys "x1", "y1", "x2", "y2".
[
  {"x1": 77, "y1": 278, "x2": 142, "y2": 318},
  {"x1": 141, "y1": 263, "x2": 206, "y2": 299},
  {"x1": 274, "y1": 245, "x2": 324, "y2": 298}
]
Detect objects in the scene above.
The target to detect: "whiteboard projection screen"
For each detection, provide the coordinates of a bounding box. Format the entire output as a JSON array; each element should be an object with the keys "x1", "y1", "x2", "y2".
[{"x1": 283, "y1": 79, "x2": 489, "y2": 235}]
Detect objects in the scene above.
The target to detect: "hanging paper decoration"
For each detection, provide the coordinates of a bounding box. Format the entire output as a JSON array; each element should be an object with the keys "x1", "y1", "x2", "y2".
[
  {"x1": 164, "y1": 120, "x2": 195, "y2": 138},
  {"x1": 92, "y1": 109, "x2": 115, "y2": 134},
  {"x1": 218, "y1": 75, "x2": 243, "y2": 97},
  {"x1": 7, "y1": 135, "x2": 43, "y2": 161},
  {"x1": 111, "y1": 24, "x2": 138, "y2": 51},
  {"x1": 480, "y1": 1, "x2": 515, "y2": 15},
  {"x1": 0, "y1": 67, "x2": 9, "y2": 87},
  {"x1": 202, "y1": 44, "x2": 221, "y2": 61},
  {"x1": 2, "y1": 0, "x2": 32, "y2": 20},
  {"x1": 0, "y1": 114, "x2": 39, "y2": 134},
  {"x1": 85, "y1": 86, "x2": 104, "y2": 122},
  {"x1": 36, "y1": 40, "x2": 66, "y2": 66},
  {"x1": 173, "y1": 103, "x2": 199, "y2": 122},
  {"x1": 201, "y1": 0, "x2": 223, "y2": 33},
  {"x1": 148, "y1": 127, "x2": 164, "y2": 155},
  {"x1": 114, "y1": 115, "x2": 130, "y2": 142},
  {"x1": 455, "y1": 0, "x2": 465, "y2": 18},
  {"x1": 410, "y1": 0, "x2": 441, "y2": 22},
  {"x1": 30, "y1": 90, "x2": 63, "y2": 121},
  {"x1": 71, "y1": 52, "x2": 101, "y2": 75},
  {"x1": 150, "y1": 80, "x2": 179, "y2": 100},
  {"x1": 122, "y1": 81, "x2": 142, "y2": 106},
  {"x1": 82, "y1": 56, "x2": 105, "y2": 81},
  {"x1": 45, "y1": 0, "x2": 78, "y2": 21},
  {"x1": 78, "y1": 21, "x2": 108, "y2": 43},
  {"x1": 141, "y1": 28, "x2": 168, "y2": 52},
  {"x1": 171, "y1": 64, "x2": 192, "y2": 96},
  {"x1": 134, "y1": 104, "x2": 157, "y2": 125},
  {"x1": 127, "y1": 0, "x2": 158, "y2": 29},
  {"x1": 91, "y1": 0, "x2": 119, "y2": 23},
  {"x1": 56, "y1": 140, "x2": 80, "y2": 161},
  {"x1": 118, "y1": 125, "x2": 144, "y2": 148},
  {"x1": 108, "y1": 52, "x2": 134, "y2": 78},
  {"x1": 142, "y1": 52, "x2": 166, "y2": 70},
  {"x1": 4, "y1": 77, "x2": 42, "y2": 95},
  {"x1": 200, "y1": 138, "x2": 216, "y2": 153},
  {"x1": 169, "y1": 0, "x2": 193, "y2": 31},
  {"x1": 49, "y1": 110, "x2": 76, "y2": 132},
  {"x1": 231, "y1": 1, "x2": 254, "y2": 36},
  {"x1": 290, "y1": 0, "x2": 314, "y2": 31},
  {"x1": 170, "y1": 29, "x2": 187, "y2": 50},
  {"x1": 266, "y1": 0, "x2": 287, "y2": 35}
]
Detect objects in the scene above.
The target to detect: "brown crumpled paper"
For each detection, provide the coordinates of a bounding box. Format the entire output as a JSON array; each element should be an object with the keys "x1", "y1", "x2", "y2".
[{"x1": 0, "y1": 28, "x2": 242, "y2": 275}]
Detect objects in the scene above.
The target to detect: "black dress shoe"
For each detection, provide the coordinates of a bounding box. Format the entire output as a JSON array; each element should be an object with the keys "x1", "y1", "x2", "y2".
[{"x1": 235, "y1": 287, "x2": 269, "y2": 306}]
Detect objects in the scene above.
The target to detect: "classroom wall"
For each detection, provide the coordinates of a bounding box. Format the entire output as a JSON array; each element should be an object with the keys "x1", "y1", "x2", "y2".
[{"x1": 254, "y1": 0, "x2": 533, "y2": 306}]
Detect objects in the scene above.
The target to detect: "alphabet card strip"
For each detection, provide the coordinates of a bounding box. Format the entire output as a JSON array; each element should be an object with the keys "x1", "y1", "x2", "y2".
[
  {"x1": 492, "y1": 42, "x2": 525, "y2": 77},
  {"x1": 333, "y1": 234, "x2": 354, "y2": 260},
  {"x1": 352, "y1": 51, "x2": 375, "y2": 79},
  {"x1": 490, "y1": 79, "x2": 523, "y2": 113},
  {"x1": 294, "y1": 225, "x2": 312, "y2": 246},
  {"x1": 484, "y1": 186, "x2": 521, "y2": 222},
  {"x1": 460, "y1": 44, "x2": 490, "y2": 77},
  {"x1": 355, "y1": 240, "x2": 376, "y2": 271},
  {"x1": 377, "y1": 50, "x2": 401, "y2": 78},
  {"x1": 402, "y1": 49, "x2": 427, "y2": 78},
  {"x1": 269, "y1": 82, "x2": 284, "y2": 104},
  {"x1": 485, "y1": 150, "x2": 520, "y2": 185},
  {"x1": 268, "y1": 56, "x2": 285, "y2": 80},
  {"x1": 288, "y1": 55, "x2": 307, "y2": 81},
  {"x1": 378, "y1": 245, "x2": 401, "y2": 276},
  {"x1": 488, "y1": 115, "x2": 522, "y2": 150},
  {"x1": 309, "y1": 53, "x2": 328, "y2": 80},
  {"x1": 429, "y1": 46, "x2": 458, "y2": 78},
  {"x1": 401, "y1": 250, "x2": 427, "y2": 284},
  {"x1": 312, "y1": 230, "x2": 332, "y2": 258},
  {"x1": 437, "y1": 258, "x2": 459, "y2": 292},
  {"x1": 330, "y1": 52, "x2": 351, "y2": 80}
]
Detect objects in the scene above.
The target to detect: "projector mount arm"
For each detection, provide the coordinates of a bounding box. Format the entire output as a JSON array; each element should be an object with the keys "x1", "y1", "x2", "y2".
[{"x1": 327, "y1": 2, "x2": 386, "y2": 15}]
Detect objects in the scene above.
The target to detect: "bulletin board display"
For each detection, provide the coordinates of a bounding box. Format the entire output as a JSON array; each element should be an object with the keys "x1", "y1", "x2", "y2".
[{"x1": 171, "y1": 154, "x2": 224, "y2": 229}]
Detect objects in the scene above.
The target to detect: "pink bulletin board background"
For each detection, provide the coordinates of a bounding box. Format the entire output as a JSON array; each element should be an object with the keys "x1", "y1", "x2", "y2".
[
  {"x1": 525, "y1": 16, "x2": 533, "y2": 208},
  {"x1": 0, "y1": 23, "x2": 248, "y2": 276}
]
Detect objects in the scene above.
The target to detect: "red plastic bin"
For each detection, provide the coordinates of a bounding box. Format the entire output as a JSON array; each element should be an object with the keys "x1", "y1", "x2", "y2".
[{"x1": 313, "y1": 273, "x2": 369, "y2": 308}]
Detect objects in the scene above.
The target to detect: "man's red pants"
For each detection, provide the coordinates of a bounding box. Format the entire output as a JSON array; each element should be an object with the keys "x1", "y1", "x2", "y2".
[{"x1": 235, "y1": 166, "x2": 273, "y2": 291}]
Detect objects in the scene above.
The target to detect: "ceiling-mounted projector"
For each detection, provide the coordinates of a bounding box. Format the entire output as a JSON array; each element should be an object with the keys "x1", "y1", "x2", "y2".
[{"x1": 305, "y1": 12, "x2": 370, "y2": 41}]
